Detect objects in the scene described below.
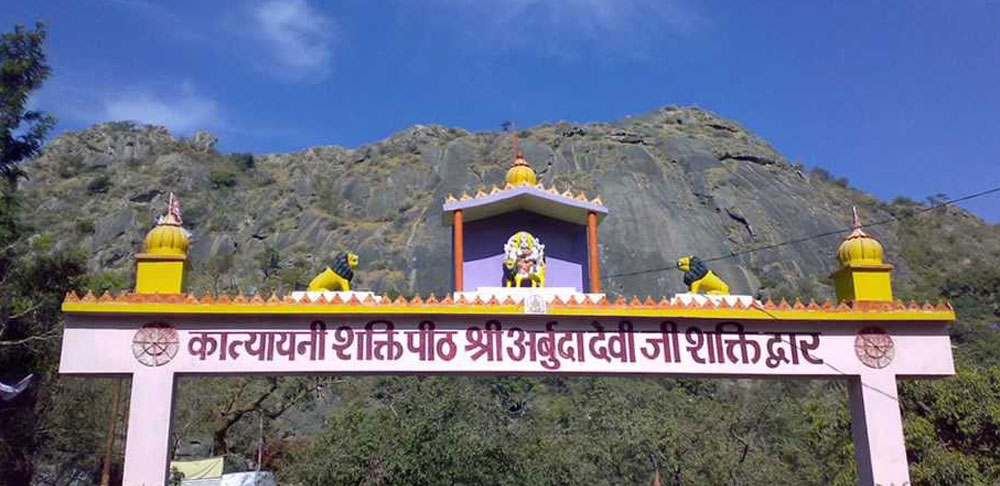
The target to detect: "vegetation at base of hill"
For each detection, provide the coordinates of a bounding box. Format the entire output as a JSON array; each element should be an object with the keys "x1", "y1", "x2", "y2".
[
  {"x1": 2, "y1": 22, "x2": 1000, "y2": 486},
  {"x1": 280, "y1": 377, "x2": 859, "y2": 486}
]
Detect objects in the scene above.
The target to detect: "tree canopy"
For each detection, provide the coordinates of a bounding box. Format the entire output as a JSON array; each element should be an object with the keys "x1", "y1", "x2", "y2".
[
  {"x1": 0, "y1": 22, "x2": 90, "y2": 486},
  {"x1": 0, "y1": 22, "x2": 55, "y2": 184}
]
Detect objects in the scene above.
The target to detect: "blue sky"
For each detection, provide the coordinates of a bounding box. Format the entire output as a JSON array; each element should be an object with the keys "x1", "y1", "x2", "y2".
[{"x1": 5, "y1": 0, "x2": 999, "y2": 221}]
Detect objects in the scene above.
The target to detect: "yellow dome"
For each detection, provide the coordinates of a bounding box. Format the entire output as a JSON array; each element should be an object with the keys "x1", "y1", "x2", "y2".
[
  {"x1": 837, "y1": 207, "x2": 883, "y2": 266},
  {"x1": 838, "y1": 235, "x2": 884, "y2": 265},
  {"x1": 145, "y1": 224, "x2": 189, "y2": 255},
  {"x1": 505, "y1": 154, "x2": 537, "y2": 186}
]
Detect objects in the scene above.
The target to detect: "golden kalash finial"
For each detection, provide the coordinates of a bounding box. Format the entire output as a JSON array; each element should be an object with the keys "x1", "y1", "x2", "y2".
[
  {"x1": 143, "y1": 192, "x2": 190, "y2": 256},
  {"x1": 506, "y1": 154, "x2": 537, "y2": 186},
  {"x1": 831, "y1": 206, "x2": 893, "y2": 303},
  {"x1": 837, "y1": 206, "x2": 884, "y2": 266},
  {"x1": 135, "y1": 193, "x2": 190, "y2": 294},
  {"x1": 504, "y1": 122, "x2": 537, "y2": 187}
]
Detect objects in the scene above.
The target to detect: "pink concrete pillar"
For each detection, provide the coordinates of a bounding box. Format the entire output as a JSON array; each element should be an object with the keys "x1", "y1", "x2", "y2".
[
  {"x1": 848, "y1": 373, "x2": 910, "y2": 486},
  {"x1": 122, "y1": 370, "x2": 176, "y2": 486}
]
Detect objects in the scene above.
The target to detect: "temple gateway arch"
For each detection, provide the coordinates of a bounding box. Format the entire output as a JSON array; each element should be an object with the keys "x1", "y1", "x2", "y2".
[{"x1": 60, "y1": 157, "x2": 953, "y2": 486}]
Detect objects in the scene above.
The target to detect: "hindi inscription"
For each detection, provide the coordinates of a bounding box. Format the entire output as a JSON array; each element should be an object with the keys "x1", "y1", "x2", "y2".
[{"x1": 180, "y1": 319, "x2": 824, "y2": 371}]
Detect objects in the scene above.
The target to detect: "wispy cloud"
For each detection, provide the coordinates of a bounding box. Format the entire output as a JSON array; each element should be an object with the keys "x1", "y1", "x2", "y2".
[
  {"x1": 110, "y1": 0, "x2": 336, "y2": 81},
  {"x1": 101, "y1": 81, "x2": 220, "y2": 134},
  {"x1": 252, "y1": 0, "x2": 334, "y2": 79},
  {"x1": 417, "y1": 0, "x2": 703, "y2": 58}
]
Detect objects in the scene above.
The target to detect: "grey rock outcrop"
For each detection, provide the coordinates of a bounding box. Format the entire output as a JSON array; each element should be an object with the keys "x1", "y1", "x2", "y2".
[{"x1": 189, "y1": 131, "x2": 219, "y2": 152}]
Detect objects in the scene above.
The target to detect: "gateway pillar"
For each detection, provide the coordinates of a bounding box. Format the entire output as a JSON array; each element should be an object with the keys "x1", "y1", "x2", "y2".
[{"x1": 848, "y1": 373, "x2": 910, "y2": 486}]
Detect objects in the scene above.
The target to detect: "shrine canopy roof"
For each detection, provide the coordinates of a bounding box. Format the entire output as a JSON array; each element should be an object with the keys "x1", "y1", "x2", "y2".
[{"x1": 442, "y1": 183, "x2": 608, "y2": 226}]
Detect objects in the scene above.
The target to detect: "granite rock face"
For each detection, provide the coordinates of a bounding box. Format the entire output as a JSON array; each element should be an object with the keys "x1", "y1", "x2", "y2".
[{"x1": 22, "y1": 108, "x2": 907, "y2": 299}]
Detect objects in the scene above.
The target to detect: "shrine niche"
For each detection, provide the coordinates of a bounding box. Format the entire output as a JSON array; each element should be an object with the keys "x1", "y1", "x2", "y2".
[
  {"x1": 59, "y1": 155, "x2": 955, "y2": 486},
  {"x1": 443, "y1": 153, "x2": 606, "y2": 294}
]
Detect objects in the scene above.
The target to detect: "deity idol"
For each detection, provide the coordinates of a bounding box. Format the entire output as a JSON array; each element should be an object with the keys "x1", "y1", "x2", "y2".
[{"x1": 502, "y1": 231, "x2": 546, "y2": 287}]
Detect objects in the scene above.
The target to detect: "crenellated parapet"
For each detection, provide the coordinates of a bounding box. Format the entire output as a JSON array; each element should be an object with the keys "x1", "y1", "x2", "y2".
[{"x1": 63, "y1": 288, "x2": 953, "y2": 321}]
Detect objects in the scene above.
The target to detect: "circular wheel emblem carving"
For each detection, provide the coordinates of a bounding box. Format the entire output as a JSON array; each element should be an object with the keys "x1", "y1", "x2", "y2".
[
  {"x1": 854, "y1": 326, "x2": 894, "y2": 369},
  {"x1": 132, "y1": 322, "x2": 179, "y2": 367}
]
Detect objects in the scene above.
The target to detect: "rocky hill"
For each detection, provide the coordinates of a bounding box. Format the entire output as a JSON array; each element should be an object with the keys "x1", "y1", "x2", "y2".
[{"x1": 17, "y1": 106, "x2": 978, "y2": 299}]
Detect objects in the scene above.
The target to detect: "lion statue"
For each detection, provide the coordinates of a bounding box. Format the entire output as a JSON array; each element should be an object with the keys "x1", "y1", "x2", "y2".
[
  {"x1": 307, "y1": 252, "x2": 359, "y2": 292},
  {"x1": 502, "y1": 258, "x2": 519, "y2": 287},
  {"x1": 676, "y1": 256, "x2": 729, "y2": 295}
]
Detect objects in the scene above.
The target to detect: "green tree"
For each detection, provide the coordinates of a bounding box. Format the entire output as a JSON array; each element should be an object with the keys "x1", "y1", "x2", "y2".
[
  {"x1": 902, "y1": 366, "x2": 1000, "y2": 485},
  {"x1": 0, "y1": 23, "x2": 55, "y2": 185},
  {"x1": 890, "y1": 202, "x2": 1000, "y2": 484},
  {"x1": 0, "y1": 22, "x2": 99, "y2": 486},
  {"x1": 0, "y1": 245, "x2": 87, "y2": 485},
  {"x1": 279, "y1": 376, "x2": 857, "y2": 486}
]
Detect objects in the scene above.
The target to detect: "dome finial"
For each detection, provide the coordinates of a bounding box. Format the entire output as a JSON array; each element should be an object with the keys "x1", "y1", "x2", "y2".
[
  {"x1": 837, "y1": 206, "x2": 883, "y2": 266},
  {"x1": 850, "y1": 206, "x2": 868, "y2": 238},
  {"x1": 512, "y1": 121, "x2": 522, "y2": 160},
  {"x1": 144, "y1": 192, "x2": 190, "y2": 256},
  {"x1": 158, "y1": 192, "x2": 183, "y2": 226},
  {"x1": 504, "y1": 121, "x2": 536, "y2": 186}
]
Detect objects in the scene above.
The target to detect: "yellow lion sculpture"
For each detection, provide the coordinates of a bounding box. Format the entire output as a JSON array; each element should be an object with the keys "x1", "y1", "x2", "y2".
[
  {"x1": 307, "y1": 252, "x2": 359, "y2": 292},
  {"x1": 676, "y1": 256, "x2": 729, "y2": 295}
]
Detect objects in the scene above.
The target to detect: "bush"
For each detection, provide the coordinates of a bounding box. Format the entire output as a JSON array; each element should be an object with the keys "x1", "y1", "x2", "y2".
[
  {"x1": 74, "y1": 219, "x2": 94, "y2": 234},
  {"x1": 81, "y1": 271, "x2": 129, "y2": 296},
  {"x1": 57, "y1": 154, "x2": 84, "y2": 178},
  {"x1": 229, "y1": 153, "x2": 254, "y2": 170},
  {"x1": 208, "y1": 169, "x2": 237, "y2": 189},
  {"x1": 86, "y1": 174, "x2": 111, "y2": 194}
]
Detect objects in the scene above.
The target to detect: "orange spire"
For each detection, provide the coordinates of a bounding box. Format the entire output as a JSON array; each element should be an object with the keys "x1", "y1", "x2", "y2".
[
  {"x1": 512, "y1": 121, "x2": 522, "y2": 161},
  {"x1": 158, "y1": 192, "x2": 183, "y2": 226},
  {"x1": 848, "y1": 206, "x2": 868, "y2": 239},
  {"x1": 836, "y1": 206, "x2": 884, "y2": 267}
]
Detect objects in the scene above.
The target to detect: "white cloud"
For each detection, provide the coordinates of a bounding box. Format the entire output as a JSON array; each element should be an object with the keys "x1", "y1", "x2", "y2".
[
  {"x1": 253, "y1": 0, "x2": 334, "y2": 78},
  {"x1": 102, "y1": 82, "x2": 220, "y2": 134}
]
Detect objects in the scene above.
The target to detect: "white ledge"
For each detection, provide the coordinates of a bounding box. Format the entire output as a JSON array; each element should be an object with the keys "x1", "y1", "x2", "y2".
[
  {"x1": 454, "y1": 287, "x2": 605, "y2": 304},
  {"x1": 671, "y1": 293, "x2": 759, "y2": 307}
]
